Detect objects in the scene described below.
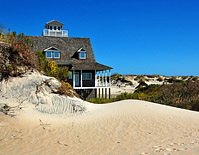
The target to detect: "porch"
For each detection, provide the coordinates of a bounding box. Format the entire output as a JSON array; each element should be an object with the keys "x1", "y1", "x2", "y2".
[{"x1": 69, "y1": 62, "x2": 113, "y2": 99}]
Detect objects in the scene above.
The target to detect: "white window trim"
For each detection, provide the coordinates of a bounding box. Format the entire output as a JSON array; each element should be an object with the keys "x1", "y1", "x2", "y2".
[
  {"x1": 46, "y1": 51, "x2": 52, "y2": 58},
  {"x1": 80, "y1": 52, "x2": 86, "y2": 59},
  {"x1": 82, "y1": 73, "x2": 92, "y2": 80},
  {"x1": 44, "y1": 46, "x2": 61, "y2": 59},
  {"x1": 54, "y1": 51, "x2": 60, "y2": 58},
  {"x1": 44, "y1": 46, "x2": 60, "y2": 51}
]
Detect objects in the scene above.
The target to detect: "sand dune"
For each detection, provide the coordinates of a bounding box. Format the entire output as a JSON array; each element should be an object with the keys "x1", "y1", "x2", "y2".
[{"x1": 1, "y1": 99, "x2": 199, "y2": 155}]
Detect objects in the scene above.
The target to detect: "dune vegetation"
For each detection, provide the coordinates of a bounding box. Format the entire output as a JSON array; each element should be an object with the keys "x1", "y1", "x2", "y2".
[{"x1": 88, "y1": 81, "x2": 199, "y2": 112}]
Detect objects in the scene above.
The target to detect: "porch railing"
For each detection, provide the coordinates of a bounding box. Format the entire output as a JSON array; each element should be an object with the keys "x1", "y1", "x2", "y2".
[{"x1": 42, "y1": 29, "x2": 68, "y2": 37}]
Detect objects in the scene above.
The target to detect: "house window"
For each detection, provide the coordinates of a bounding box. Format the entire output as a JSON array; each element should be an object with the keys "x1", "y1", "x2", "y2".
[
  {"x1": 69, "y1": 72, "x2": 72, "y2": 79},
  {"x1": 44, "y1": 47, "x2": 61, "y2": 59},
  {"x1": 46, "y1": 51, "x2": 52, "y2": 58},
  {"x1": 82, "y1": 73, "x2": 92, "y2": 80},
  {"x1": 54, "y1": 26, "x2": 56, "y2": 30},
  {"x1": 54, "y1": 51, "x2": 60, "y2": 58},
  {"x1": 58, "y1": 27, "x2": 60, "y2": 30},
  {"x1": 50, "y1": 26, "x2": 52, "y2": 30},
  {"x1": 80, "y1": 52, "x2": 86, "y2": 59}
]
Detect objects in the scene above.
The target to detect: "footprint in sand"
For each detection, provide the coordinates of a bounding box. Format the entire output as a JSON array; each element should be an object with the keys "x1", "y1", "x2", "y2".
[
  {"x1": 0, "y1": 121, "x2": 8, "y2": 126},
  {"x1": 165, "y1": 148, "x2": 173, "y2": 151},
  {"x1": 177, "y1": 148, "x2": 187, "y2": 151},
  {"x1": 164, "y1": 153, "x2": 172, "y2": 155},
  {"x1": 140, "y1": 152, "x2": 148, "y2": 155},
  {"x1": 154, "y1": 148, "x2": 164, "y2": 152}
]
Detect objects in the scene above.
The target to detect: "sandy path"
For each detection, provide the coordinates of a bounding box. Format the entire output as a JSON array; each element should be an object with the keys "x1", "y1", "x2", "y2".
[{"x1": 1, "y1": 100, "x2": 199, "y2": 155}]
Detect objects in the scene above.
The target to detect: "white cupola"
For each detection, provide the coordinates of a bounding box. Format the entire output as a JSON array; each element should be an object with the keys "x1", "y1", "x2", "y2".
[{"x1": 42, "y1": 20, "x2": 68, "y2": 37}]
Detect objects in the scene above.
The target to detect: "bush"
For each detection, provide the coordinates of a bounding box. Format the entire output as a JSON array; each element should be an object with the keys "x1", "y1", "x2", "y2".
[
  {"x1": 0, "y1": 31, "x2": 39, "y2": 80},
  {"x1": 87, "y1": 97, "x2": 117, "y2": 104},
  {"x1": 36, "y1": 51, "x2": 71, "y2": 81},
  {"x1": 111, "y1": 73, "x2": 122, "y2": 81},
  {"x1": 88, "y1": 81, "x2": 199, "y2": 112},
  {"x1": 45, "y1": 59, "x2": 57, "y2": 76},
  {"x1": 56, "y1": 67, "x2": 71, "y2": 81},
  {"x1": 57, "y1": 81, "x2": 78, "y2": 97},
  {"x1": 157, "y1": 76, "x2": 163, "y2": 82},
  {"x1": 36, "y1": 50, "x2": 74, "y2": 97},
  {"x1": 166, "y1": 77, "x2": 183, "y2": 83}
]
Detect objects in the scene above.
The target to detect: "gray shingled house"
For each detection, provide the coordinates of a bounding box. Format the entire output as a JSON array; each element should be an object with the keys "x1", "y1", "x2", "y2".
[{"x1": 30, "y1": 20, "x2": 112, "y2": 99}]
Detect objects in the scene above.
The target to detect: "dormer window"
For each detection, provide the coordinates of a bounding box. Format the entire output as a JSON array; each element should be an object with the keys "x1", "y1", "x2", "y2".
[
  {"x1": 78, "y1": 48, "x2": 86, "y2": 59},
  {"x1": 46, "y1": 51, "x2": 52, "y2": 58},
  {"x1": 54, "y1": 51, "x2": 60, "y2": 58},
  {"x1": 80, "y1": 52, "x2": 86, "y2": 59},
  {"x1": 44, "y1": 46, "x2": 61, "y2": 59}
]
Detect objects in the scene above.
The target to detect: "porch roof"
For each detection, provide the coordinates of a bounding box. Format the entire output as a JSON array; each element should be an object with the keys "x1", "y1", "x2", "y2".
[{"x1": 71, "y1": 62, "x2": 112, "y2": 71}]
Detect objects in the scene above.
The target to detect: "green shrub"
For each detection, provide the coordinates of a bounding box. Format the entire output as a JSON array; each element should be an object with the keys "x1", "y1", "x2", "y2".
[
  {"x1": 0, "y1": 32, "x2": 39, "y2": 80},
  {"x1": 36, "y1": 51, "x2": 71, "y2": 81},
  {"x1": 157, "y1": 77, "x2": 163, "y2": 82},
  {"x1": 35, "y1": 50, "x2": 73, "y2": 97},
  {"x1": 3, "y1": 104, "x2": 9, "y2": 109},
  {"x1": 88, "y1": 81, "x2": 199, "y2": 112},
  {"x1": 111, "y1": 73, "x2": 122, "y2": 81}
]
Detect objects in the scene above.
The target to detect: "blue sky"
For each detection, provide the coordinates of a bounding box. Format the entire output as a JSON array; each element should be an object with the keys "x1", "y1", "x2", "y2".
[{"x1": 1, "y1": 0, "x2": 199, "y2": 76}]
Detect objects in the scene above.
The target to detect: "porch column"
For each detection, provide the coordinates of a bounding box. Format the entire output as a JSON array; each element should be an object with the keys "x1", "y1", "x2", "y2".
[
  {"x1": 99, "y1": 88, "x2": 100, "y2": 98},
  {"x1": 109, "y1": 88, "x2": 111, "y2": 99},
  {"x1": 73, "y1": 70, "x2": 75, "y2": 88},
  {"x1": 102, "y1": 71, "x2": 104, "y2": 86},
  {"x1": 109, "y1": 69, "x2": 111, "y2": 87},
  {"x1": 105, "y1": 70, "x2": 107, "y2": 87},
  {"x1": 80, "y1": 70, "x2": 83, "y2": 88},
  {"x1": 99, "y1": 71, "x2": 101, "y2": 87},
  {"x1": 95, "y1": 70, "x2": 97, "y2": 87}
]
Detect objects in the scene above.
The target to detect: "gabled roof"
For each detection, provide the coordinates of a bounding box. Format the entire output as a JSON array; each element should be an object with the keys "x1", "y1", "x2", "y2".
[
  {"x1": 77, "y1": 48, "x2": 86, "y2": 52},
  {"x1": 44, "y1": 46, "x2": 60, "y2": 51},
  {"x1": 45, "y1": 20, "x2": 64, "y2": 28}
]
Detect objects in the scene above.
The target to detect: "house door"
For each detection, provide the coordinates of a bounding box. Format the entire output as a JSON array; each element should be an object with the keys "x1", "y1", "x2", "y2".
[{"x1": 75, "y1": 72, "x2": 79, "y2": 87}]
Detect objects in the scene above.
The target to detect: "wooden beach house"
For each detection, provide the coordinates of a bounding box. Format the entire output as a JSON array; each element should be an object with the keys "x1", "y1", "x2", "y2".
[{"x1": 30, "y1": 20, "x2": 112, "y2": 99}]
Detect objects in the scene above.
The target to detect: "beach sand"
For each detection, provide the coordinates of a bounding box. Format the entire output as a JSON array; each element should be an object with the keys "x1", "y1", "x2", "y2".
[{"x1": 0, "y1": 99, "x2": 199, "y2": 155}]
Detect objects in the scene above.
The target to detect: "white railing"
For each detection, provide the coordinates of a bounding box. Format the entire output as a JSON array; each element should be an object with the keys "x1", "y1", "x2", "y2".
[
  {"x1": 42, "y1": 29, "x2": 68, "y2": 37},
  {"x1": 96, "y1": 80, "x2": 111, "y2": 88},
  {"x1": 96, "y1": 70, "x2": 111, "y2": 88}
]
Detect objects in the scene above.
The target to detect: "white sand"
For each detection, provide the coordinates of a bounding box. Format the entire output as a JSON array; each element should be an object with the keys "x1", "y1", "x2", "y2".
[
  {"x1": 0, "y1": 71, "x2": 199, "y2": 154},
  {"x1": 1, "y1": 99, "x2": 199, "y2": 155}
]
